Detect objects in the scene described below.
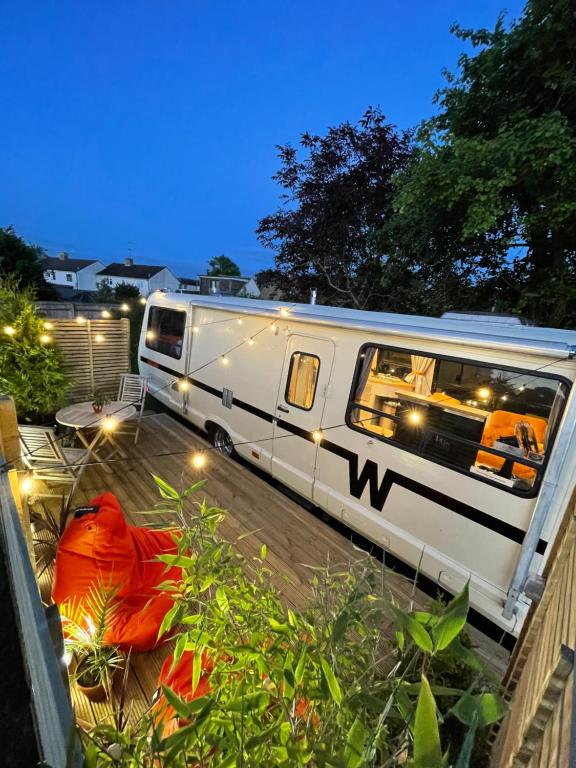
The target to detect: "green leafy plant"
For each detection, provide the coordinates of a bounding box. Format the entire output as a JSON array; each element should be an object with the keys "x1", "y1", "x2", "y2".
[
  {"x1": 60, "y1": 580, "x2": 124, "y2": 695},
  {"x1": 84, "y1": 476, "x2": 506, "y2": 765},
  {"x1": 29, "y1": 492, "x2": 73, "y2": 577},
  {"x1": 0, "y1": 275, "x2": 67, "y2": 420},
  {"x1": 91, "y1": 389, "x2": 111, "y2": 409}
]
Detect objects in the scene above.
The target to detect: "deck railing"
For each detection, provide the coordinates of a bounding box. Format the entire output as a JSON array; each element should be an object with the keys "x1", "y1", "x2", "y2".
[
  {"x1": 490, "y1": 493, "x2": 576, "y2": 767},
  {"x1": 0, "y1": 465, "x2": 81, "y2": 767}
]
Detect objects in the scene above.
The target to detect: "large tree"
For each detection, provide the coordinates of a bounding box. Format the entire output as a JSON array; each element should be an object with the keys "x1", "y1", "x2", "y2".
[
  {"x1": 0, "y1": 226, "x2": 55, "y2": 298},
  {"x1": 256, "y1": 108, "x2": 413, "y2": 309},
  {"x1": 207, "y1": 255, "x2": 241, "y2": 276},
  {"x1": 385, "y1": 0, "x2": 576, "y2": 326}
]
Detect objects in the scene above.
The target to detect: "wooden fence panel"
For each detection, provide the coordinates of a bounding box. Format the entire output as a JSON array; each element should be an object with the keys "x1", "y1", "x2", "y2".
[
  {"x1": 491, "y1": 502, "x2": 576, "y2": 767},
  {"x1": 51, "y1": 318, "x2": 130, "y2": 403}
]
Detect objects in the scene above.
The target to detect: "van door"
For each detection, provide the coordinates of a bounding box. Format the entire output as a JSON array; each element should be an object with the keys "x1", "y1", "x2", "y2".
[
  {"x1": 139, "y1": 303, "x2": 189, "y2": 411},
  {"x1": 272, "y1": 334, "x2": 335, "y2": 500}
]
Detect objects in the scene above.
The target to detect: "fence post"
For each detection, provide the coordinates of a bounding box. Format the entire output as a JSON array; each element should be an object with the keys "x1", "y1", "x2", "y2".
[{"x1": 0, "y1": 395, "x2": 34, "y2": 565}]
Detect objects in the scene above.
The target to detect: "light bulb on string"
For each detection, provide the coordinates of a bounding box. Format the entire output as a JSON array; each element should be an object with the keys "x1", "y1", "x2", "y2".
[
  {"x1": 192, "y1": 326, "x2": 199, "y2": 334},
  {"x1": 3, "y1": 325, "x2": 15, "y2": 336},
  {"x1": 21, "y1": 474, "x2": 34, "y2": 495},
  {"x1": 247, "y1": 337, "x2": 255, "y2": 347},
  {"x1": 178, "y1": 379, "x2": 190, "y2": 392},
  {"x1": 312, "y1": 430, "x2": 323, "y2": 444},
  {"x1": 120, "y1": 303, "x2": 130, "y2": 312},
  {"x1": 139, "y1": 297, "x2": 147, "y2": 305},
  {"x1": 145, "y1": 331, "x2": 155, "y2": 341},
  {"x1": 101, "y1": 310, "x2": 112, "y2": 319},
  {"x1": 279, "y1": 307, "x2": 290, "y2": 318},
  {"x1": 221, "y1": 355, "x2": 229, "y2": 366},
  {"x1": 94, "y1": 334, "x2": 105, "y2": 343},
  {"x1": 102, "y1": 416, "x2": 117, "y2": 432},
  {"x1": 43, "y1": 321, "x2": 54, "y2": 330},
  {"x1": 191, "y1": 452, "x2": 206, "y2": 469},
  {"x1": 237, "y1": 319, "x2": 243, "y2": 325},
  {"x1": 40, "y1": 334, "x2": 52, "y2": 344},
  {"x1": 76, "y1": 315, "x2": 86, "y2": 324}
]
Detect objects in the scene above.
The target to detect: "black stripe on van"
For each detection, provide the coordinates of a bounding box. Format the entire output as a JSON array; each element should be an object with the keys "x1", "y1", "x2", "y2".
[{"x1": 139, "y1": 354, "x2": 547, "y2": 556}]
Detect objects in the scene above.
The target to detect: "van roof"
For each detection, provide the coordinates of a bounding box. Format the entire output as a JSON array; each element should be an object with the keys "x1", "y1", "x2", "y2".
[{"x1": 153, "y1": 292, "x2": 576, "y2": 360}]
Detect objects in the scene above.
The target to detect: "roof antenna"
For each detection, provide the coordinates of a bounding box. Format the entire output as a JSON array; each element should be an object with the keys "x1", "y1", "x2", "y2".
[{"x1": 310, "y1": 288, "x2": 317, "y2": 305}]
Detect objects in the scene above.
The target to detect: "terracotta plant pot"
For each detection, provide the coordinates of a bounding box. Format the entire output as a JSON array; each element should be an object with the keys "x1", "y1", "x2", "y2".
[
  {"x1": 92, "y1": 403, "x2": 103, "y2": 414},
  {"x1": 74, "y1": 655, "x2": 124, "y2": 702}
]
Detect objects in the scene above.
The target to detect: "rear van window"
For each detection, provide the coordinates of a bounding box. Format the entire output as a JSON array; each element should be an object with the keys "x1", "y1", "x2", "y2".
[{"x1": 145, "y1": 307, "x2": 186, "y2": 360}]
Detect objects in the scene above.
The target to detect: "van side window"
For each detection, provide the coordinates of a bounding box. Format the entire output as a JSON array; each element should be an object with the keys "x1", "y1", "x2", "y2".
[
  {"x1": 347, "y1": 344, "x2": 569, "y2": 494},
  {"x1": 285, "y1": 352, "x2": 320, "y2": 410},
  {"x1": 146, "y1": 307, "x2": 186, "y2": 360}
]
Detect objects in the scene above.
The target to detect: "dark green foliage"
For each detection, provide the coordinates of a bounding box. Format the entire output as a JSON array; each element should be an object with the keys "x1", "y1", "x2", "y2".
[
  {"x1": 385, "y1": 0, "x2": 576, "y2": 327},
  {"x1": 114, "y1": 282, "x2": 141, "y2": 299},
  {"x1": 207, "y1": 255, "x2": 241, "y2": 276},
  {"x1": 0, "y1": 277, "x2": 67, "y2": 420},
  {"x1": 0, "y1": 226, "x2": 55, "y2": 298}
]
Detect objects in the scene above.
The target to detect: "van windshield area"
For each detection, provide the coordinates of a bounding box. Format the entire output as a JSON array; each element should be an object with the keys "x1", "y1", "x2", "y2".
[
  {"x1": 348, "y1": 345, "x2": 569, "y2": 493},
  {"x1": 145, "y1": 307, "x2": 186, "y2": 360}
]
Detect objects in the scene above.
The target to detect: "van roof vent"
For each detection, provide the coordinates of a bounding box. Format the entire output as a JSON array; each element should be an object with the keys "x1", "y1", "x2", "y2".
[{"x1": 440, "y1": 311, "x2": 533, "y2": 326}]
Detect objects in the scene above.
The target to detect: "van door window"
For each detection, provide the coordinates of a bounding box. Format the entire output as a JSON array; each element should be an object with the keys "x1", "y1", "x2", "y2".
[
  {"x1": 146, "y1": 307, "x2": 186, "y2": 360},
  {"x1": 347, "y1": 344, "x2": 569, "y2": 494},
  {"x1": 285, "y1": 352, "x2": 320, "y2": 410}
]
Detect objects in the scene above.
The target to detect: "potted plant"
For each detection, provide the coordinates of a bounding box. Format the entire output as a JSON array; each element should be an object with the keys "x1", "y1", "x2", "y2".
[
  {"x1": 60, "y1": 580, "x2": 124, "y2": 702},
  {"x1": 91, "y1": 390, "x2": 110, "y2": 414},
  {"x1": 30, "y1": 492, "x2": 73, "y2": 578}
]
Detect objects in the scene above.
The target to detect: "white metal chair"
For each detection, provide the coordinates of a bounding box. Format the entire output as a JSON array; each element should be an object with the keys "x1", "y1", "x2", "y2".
[
  {"x1": 19, "y1": 425, "x2": 90, "y2": 498},
  {"x1": 115, "y1": 374, "x2": 149, "y2": 444}
]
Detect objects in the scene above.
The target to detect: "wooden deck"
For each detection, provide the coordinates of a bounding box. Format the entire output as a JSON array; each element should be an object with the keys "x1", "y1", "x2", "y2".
[{"x1": 34, "y1": 412, "x2": 509, "y2": 730}]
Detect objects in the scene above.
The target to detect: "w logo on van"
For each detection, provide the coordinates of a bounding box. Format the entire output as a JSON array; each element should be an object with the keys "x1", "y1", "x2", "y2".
[{"x1": 347, "y1": 455, "x2": 394, "y2": 511}]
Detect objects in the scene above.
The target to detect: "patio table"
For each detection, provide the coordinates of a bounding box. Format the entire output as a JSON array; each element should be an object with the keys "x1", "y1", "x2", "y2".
[{"x1": 56, "y1": 401, "x2": 137, "y2": 474}]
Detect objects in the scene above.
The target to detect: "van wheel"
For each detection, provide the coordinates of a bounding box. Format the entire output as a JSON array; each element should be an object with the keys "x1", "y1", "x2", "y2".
[{"x1": 212, "y1": 426, "x2": 235, "y2": 457}]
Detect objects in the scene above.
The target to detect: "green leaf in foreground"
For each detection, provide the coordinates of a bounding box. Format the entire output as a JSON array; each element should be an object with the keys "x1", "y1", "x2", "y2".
[
  {"x1": 344, "y1": 716, "x2": 368, "y2": 768},
  {"x1": 320, "y1": 656, "x2": 343, "y2": 705},
  {"x1": 413, "y1": 675, "x2": 442, "y2": 768},
  {"x1": 432, "y1": 582, "x2": 469, "y2": 652}
]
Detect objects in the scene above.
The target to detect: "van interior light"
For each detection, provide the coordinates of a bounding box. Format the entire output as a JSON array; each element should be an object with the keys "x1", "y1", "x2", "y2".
[
  {"x1": 178, "y1": 379, "x2": 190, "y2": 392},
  {"x1": 102, "y1": 416, "x2": 117, "y2": 432},
  {"x1": 146, "y1": 330, "x2": 155, "y2": 340},
  {"x1": 312, "y1": 430, "x2": 323, "y2": 443},
  {"x1": 477, "y1": 387, "x2": 492, "y2": 400},
  {"x1": 94, "y1": 334, "x2": 105, "y2": 343},
  {"x1": 408, "y1": 410, "x2": 423, "y2": 425},
  {"x1": 191, "y1": 452, "x2": 206, "y2": 469}
]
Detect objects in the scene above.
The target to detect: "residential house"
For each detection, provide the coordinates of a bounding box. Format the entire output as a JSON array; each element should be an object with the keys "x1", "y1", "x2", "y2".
[
  {"x1": 44, "y1": 254, "x2": 105, "y2": 293},
  {"x1": 199, "y1": 274, "x2": 260, "y2": 298},
  {"x1": 95, "y1": 258, "x2": 180, "y2": 296}
]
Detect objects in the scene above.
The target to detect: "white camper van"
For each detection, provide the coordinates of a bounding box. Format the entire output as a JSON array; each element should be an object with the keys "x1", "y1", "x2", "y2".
[{"x1": 139, "y1": 293, "x2": 576, "y2": 644}]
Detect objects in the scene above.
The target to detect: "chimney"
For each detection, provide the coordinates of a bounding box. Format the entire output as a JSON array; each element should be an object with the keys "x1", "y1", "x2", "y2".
[
  {"x1": 58, "y1": 251, "x2": 68, "y2": 261},
  {"x1": 124, "y1": 257, "x2": 133, "y2": 267}
]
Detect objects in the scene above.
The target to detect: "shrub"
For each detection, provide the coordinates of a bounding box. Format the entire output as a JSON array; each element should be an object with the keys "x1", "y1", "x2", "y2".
[
  {"x1": 85, "y1": 476, "x2": 505, "y2": 766},
  {"x1": 0, "y1": 276, "x2": 67, "y2": 420}
]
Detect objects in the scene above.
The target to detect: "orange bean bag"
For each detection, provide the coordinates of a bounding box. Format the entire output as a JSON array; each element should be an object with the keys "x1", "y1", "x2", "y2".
[
  {"x1": 52, "y1": 492, "x2": 182, "y2": 652},
  {"x1": 476, "y1": 410, "x2": 547, "y2": 480}
]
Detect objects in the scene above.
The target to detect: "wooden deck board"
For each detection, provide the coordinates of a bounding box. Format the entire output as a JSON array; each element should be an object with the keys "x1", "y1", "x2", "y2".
[{"x1": 33, "y1": 412, "x2": 509, "y2": 729}]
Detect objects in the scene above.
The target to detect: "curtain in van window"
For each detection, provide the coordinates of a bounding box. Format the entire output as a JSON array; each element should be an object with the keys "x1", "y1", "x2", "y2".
[
  {"x1": 405, "y1": 355, "x2": 435, "y2": 396},
  {"x1": 355, "y1": 348, "x2": 376, "y2": 401}
]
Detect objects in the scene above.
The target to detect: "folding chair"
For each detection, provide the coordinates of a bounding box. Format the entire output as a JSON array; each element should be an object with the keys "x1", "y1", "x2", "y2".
[
  {"x1": 115, "y1": 374, "x2": 149, "y2": 444},
  {"x1": 19, "y1": 425, "x2": 90, "y2": 498}
]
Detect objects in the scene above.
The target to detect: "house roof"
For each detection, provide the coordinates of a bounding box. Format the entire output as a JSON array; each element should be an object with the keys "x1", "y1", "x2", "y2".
[
  {"x1": 179, "y1": 277, "x2": 200, "y2": 285},
  {"x1": 198, "y1": 274, "x2": 253, "y2": 281},
  {"x1": 44, "y1": 257, "x2": 100, "y2": 272},
  {"x1": 96, "y1": 263, "x2": 166, "y2": 279}
]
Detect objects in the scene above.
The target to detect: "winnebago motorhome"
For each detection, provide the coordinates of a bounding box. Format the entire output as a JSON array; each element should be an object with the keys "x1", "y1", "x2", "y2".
[{"x1": 139, "y1": 293, "x2": 576, "y2": 643}]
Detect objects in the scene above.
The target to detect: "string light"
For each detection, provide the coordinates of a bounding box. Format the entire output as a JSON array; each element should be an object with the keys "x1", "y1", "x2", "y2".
[
  {"x1": 279, "y1": 307, "x2": 290, "y2": 317},
  {"x1": 120, "y1": 303, "x2": 130, "y2": 312},
  {"x1": 312, "y1": 430, "x2": 323, "y2": 443},
  {"x1": 192, "y1": 326, "x2": 199, "y2": 333},
  {"x1": 94, "y1": 334, "x2": 105, "y2": 343},
  {"x1": 3, "y1": 325, "x2": 15, "y2": 336},
  {"x1": 177, "y1": 379, "x2": 190, "y2": 392},
  {"x1": 20, "y1": 474, "x2": 34, "y2": 495},
  {"x1": 191, "y1": 452, "x2": 206, "y2": 469},
  {"x1": 237, "y1": 319, "x2": 243, "y2": 325},
  {"x1": 101, "y1": 310, "x2": 112, "y2": 319},
  {"x1": 43, "y1": 321, "x2": 54, "y2": 330},
  {"x1": 102, "y1": 416, "x2": 117, "y2": 432},
  {"x1": 247, "y1": 337, "x2": 255, "y2": 346},
  {"x1": 39, "y1": 334, "x2": 52, "y2": 344},
  {"x1": 221, "y1": 355, "x2": 229, "y2": 366},
  {"x1": 76, "y1": 315, "x2": 86, "y2": 324},
  {"x1": 146, "y1": 330, "x2": 155, "y2": 341},
  {"x1": 139, "y1": 297, "x2": 147, "y2": 305}
]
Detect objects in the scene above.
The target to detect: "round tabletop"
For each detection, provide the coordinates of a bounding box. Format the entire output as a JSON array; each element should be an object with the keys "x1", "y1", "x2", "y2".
[{"x1": 55, "y1": 400, "x2": 137, "y2": 429}]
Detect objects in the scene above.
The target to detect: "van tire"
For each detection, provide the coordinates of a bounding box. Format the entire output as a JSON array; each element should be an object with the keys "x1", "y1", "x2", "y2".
[{"x1": 211, "y1": 426, "x2": 235, "y2": 457}]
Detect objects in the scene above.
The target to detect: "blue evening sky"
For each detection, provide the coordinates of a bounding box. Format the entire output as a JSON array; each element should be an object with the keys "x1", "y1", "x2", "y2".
[{"x1": 0, "y1": 0, "x2": 525, "y2": 279}]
